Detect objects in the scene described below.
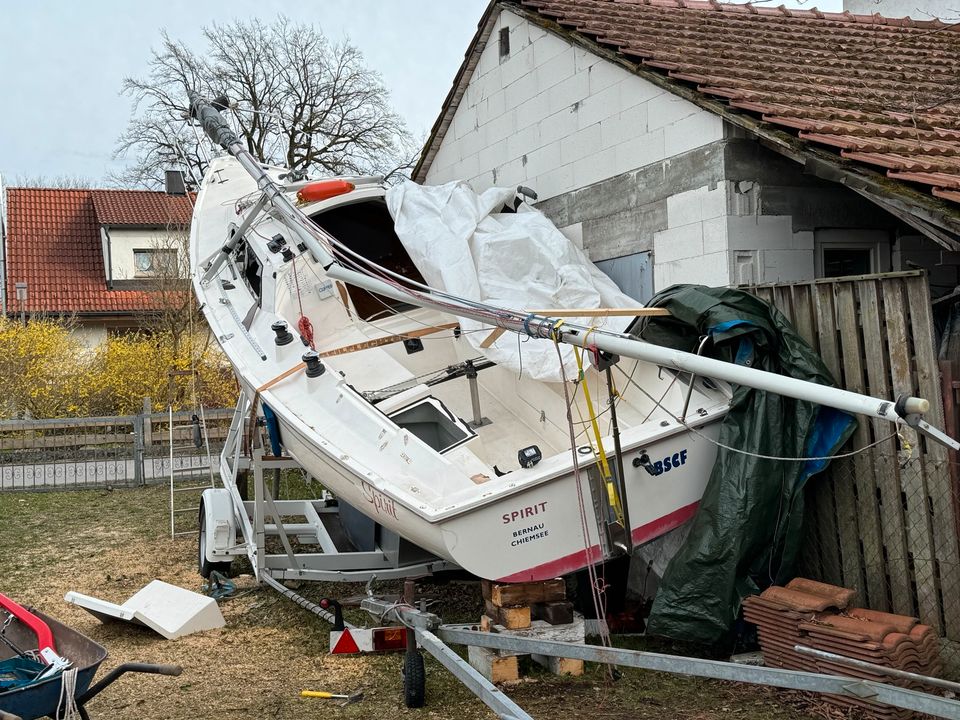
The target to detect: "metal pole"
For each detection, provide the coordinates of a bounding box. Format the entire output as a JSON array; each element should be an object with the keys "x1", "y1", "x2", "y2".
[
  {"x1": 437, "y1": 627, "x2": 960, "y2": 720},
  {"x1": 416, "y1": 629, "x2": 533, "y2": 720},
  {"x1": 795, "y1": 645, "x2": 960, "y2": 695}
]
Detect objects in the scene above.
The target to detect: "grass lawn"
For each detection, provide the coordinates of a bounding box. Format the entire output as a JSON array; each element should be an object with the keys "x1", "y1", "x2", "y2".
[{"x1": 0, "y1": 486, "x2": 829, "y2": 719}]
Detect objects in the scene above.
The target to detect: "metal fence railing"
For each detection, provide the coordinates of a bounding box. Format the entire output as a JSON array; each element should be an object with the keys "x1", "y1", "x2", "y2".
[{"x1": 0, "y1": 403, "x2": 233, "y2": 490}]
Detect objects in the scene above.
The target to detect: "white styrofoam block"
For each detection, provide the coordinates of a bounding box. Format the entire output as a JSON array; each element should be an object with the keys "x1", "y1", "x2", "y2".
[
  {"x1": 516, "y1": 91, "x2": 552, "y2": 131},
  {"x1": 702, "y1": 216, "x2": 728, "y2": 255},
  {"x1": 124, "y1": 580, "x2": 225, "y2": 640},
  {"x1": 533, "y1": 46, "x2": 575, "y2": 93},
  {"x1": 480, "y1": 139, "x2": 509, "y2": 172},
  {"x1": 560, "y1": 123, "x2": 603, "y2": 165},
  {"x1": 500, "y1": 42, "x2": 536, "y2": 87},
  {"x1": 65, "y1": 591, "x2": 139, "y2": 624},
  {"x1": 654, "y1": 222, "x2": 704, "y2": 263},
  {"x1": 559, "y1": 222, "x2": 584, "y2": 249},
  {"x1": 571, "y1": 145, "x2": 620, "y2": 189},
  {"x1": 538, "y1": 106, "x2": 580, "y2": 147},
  {"x1": 532, "y1": 162, "x2": 575, "y2": 200},
  {"x1": 696, "y1": 251, "x2": 733, "y2": 286},
  {"x1": 727, "y1": 214, "x2": 794, "y2": 251},
  {"x1": 485, "y1": 109, "x2": 518, "y2": 144},
  {"x1": 547, "y1": 72, "x2": 590, "y2": 115},
  {"x1": 667, "y1": 187, "x2": 707, "y2": 228},
  {"x1": 600, "y1": 104, "x2": 648, "y2": 148},
  {"x1": 647, "y1": 94, "x2": 698, "y2": 131},
  {"x1": 587, "y1": 60, "x2": 627, "y2": 94},
  {"x1": 67, "y1": 581, "x2": 225, "y2": 641},
  {"x1": 762, "y1": 249, "x2": 814, "y2": 283},
  {"x1": 531, "y1": 30, "x2": 571, "y2": 66},
  {"x1": 576, "y1": 82, "x2": 623, "y2": 130},
  {"x1": 610, "y1": 129, "x2": 666, "y2": 172},
  {"x1": 504, "y1": 72, "x2": 538, "y2": 111},
  {"x1": 663, "y1": 111, "x2": 724, "y2": 157},
  {"x1": 494, "y1": 156, "x2": 527, "y2": 187},
  {"x1": 506, "y1": 123, "x2": 541, "y2": 160},
  {"x1": 701, "y1": 183, "x2": 728, "y2": 220},
  {"x1": 523, "y1": 142, "x2": 561, "y2": 178}
]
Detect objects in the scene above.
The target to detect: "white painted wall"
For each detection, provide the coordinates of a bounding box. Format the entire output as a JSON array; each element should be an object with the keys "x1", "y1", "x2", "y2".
[
  {"x1": 106, "y1": 228, "x2": 183, "y2": 281},
  {"x1": 424, "y1": 10, "x2": 724, "y2": 202}
]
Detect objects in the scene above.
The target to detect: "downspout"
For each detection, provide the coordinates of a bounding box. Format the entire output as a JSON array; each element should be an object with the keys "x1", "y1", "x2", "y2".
[
  {"x1": 0, "y1": 175, "x2": 7, "y2": 317},
  {"x1": 100, "y1": 224, "x2": 113, "y2": 289}
]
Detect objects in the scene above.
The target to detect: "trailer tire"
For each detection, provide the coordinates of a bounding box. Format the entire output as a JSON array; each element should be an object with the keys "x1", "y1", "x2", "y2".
[
  {"x1": 198, "y1": 502, "x2": 232, "y2": 579},
  {"x1": 403, "y1": 649, "x2": 426, "y2": 708}
]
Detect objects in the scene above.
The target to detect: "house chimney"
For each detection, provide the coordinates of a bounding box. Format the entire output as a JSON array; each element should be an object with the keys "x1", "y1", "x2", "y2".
[
  {"x1": 842, "y1": 0, "x2": 956, "y2": 18},
  {"x1": 164, "y1": 170, "x2": 187, "y2": 196}
]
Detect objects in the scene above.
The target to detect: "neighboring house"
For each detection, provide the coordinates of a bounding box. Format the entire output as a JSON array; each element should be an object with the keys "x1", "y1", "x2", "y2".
[
  {"x1": 1, "y1": 186, "x2": 193, "y2": 346},
  {"x1": 415, "y1": 0, "x2": 960, "y2": 300}
]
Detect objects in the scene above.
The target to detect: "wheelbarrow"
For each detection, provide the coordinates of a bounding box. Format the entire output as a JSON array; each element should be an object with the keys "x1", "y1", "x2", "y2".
[{"x1": 0, "y1": 606, "x2": 180, "y2": 720}]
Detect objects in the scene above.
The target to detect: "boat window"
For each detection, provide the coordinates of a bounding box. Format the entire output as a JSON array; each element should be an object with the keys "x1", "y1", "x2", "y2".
[
  {"x1": 311, "y1": 199, "x2": 425, "y2": 320},
  {"x1": 389, "y1": 397, "x2": 475, "y2": 454}
]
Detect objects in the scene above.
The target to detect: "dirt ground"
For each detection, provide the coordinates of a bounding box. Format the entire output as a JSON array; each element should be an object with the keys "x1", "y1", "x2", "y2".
[{"x1": 0, "y1": 487, "x2": 836, "y2": 719}]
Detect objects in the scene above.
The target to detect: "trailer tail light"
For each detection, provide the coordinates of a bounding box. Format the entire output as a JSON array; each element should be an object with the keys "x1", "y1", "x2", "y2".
[
  {"x1": 296, "y1": 179, "x2": 355, "y2": 204},
  {"x1": 372, "y1": 626, "x2": 407, "y2": 652}
]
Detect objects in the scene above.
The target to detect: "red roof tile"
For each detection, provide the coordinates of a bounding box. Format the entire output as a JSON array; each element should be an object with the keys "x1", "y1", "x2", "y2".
[
  {"x1": 91, "y1": 189, "x2": 193, "y2": 227},
  {"x1": 4, "y1": 188, "x2": 190, "y2": 315},
  {"x1": 519, "y1": 0, "x2": 960, "y2": 204}
]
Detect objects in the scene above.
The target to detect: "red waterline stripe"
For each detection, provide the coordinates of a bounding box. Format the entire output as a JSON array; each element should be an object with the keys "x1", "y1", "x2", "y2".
[{"x1": 495, "y1": 502, "x2": 700, "y2": 583}]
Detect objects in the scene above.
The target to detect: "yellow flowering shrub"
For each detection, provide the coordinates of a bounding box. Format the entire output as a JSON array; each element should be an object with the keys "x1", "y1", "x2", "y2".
[{"x1": 0, "y1": 318, "x2": 237, "y2": 419}]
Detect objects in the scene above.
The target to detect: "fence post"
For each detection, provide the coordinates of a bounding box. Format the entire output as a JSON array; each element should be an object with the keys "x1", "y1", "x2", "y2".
[
  {"x1": 133, "y1": 413, "x2": 145, "y2": 486},
  {"x1": 142, "y1": 396, "x2": 153, "y2": 447}
]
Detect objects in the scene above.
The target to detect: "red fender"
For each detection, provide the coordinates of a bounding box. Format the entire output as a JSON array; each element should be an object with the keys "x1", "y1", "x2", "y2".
[{"x1": 0, "y1": 592, "x2": 57, "y2": 663}]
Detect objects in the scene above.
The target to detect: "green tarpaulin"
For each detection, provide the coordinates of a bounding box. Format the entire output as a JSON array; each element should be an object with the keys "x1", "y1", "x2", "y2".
[{"x1": 636, "y1": 285, "x2": 855, "y2": 647}]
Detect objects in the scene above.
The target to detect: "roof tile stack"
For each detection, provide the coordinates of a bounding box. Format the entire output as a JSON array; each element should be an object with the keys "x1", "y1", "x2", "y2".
[{"x1": 743, "y1": 578, "x2": 942, "y2": 719}]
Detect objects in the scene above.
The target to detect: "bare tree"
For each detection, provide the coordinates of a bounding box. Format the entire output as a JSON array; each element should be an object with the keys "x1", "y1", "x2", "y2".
[
  {"x1": 12, "y1": 174, "x2": 97, "y2": 189},
  {"x1": 114, "y1": 17, "x2": 416, "y2": 189}
]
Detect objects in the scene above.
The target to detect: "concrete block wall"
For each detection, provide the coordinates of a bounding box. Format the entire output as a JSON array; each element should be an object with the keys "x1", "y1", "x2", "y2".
[{"x1": 424, "y1": 10, "x2": 724, "y2": 203}]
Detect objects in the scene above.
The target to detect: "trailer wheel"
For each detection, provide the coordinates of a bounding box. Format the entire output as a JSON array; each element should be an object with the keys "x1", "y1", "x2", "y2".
[
  {"x1": 198, "y1": 502, "x2": 232, "y2": 579},
  {"x1": 402, "y1": 649, "x2": 426, "y2": 708}
]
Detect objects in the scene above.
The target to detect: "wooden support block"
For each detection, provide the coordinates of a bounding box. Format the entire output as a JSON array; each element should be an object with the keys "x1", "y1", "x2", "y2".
[
  {"x1": 480, "y1": 614, "x2": 493, "y2": 633},
  {"x1": 531, "y1": 654, "x2": 584, "y2": 676},
  {"x1": 468, "y1": 645, "x2": 519, "y2": 683},
  {"x1": 484, "y1": 599, "x2": 531, "y2": 629},
  {"x1": 482, "y1": 578, "x2": 566, "y2": 607},
  {"x1": 531, "y1": 600, "x2": 574, "y2": 625}
]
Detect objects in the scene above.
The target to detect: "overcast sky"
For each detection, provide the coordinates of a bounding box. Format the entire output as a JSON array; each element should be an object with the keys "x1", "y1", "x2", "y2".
[
  {"x1": 0, "y1": 0, "x2": 841, "y2": 187},
  {"x1": 0, "y1": 1, "x2": 488, "y2": 185}
]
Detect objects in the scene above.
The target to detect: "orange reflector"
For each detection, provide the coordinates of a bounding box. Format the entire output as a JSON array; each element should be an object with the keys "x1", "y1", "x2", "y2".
[
  {"x1": 297, "y1": 179, "x2": 355, "y2": 204},
  {"x1": 372, "y1": 626, "x2": 407, "y2": 652}
]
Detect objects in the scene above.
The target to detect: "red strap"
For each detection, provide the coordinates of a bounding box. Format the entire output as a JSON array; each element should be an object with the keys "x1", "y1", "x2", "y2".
[{"x1": 0, "y1": 592, "x2": 57, "y2": 661}]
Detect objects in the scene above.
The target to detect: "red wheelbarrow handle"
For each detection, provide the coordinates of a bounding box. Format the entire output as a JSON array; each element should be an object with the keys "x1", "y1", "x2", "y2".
[{"x1": 0, "y1": 592, "x2": 57, "y2": 663}]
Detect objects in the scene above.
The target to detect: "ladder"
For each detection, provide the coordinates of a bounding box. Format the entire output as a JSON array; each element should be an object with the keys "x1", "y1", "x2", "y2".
[{"x1": 168, "y1": 403, "x2": 218, "y2": 538}]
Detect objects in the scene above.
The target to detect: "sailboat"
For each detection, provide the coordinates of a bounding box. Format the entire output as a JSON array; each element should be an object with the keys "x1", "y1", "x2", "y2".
[{"x1": 187, "y1": 93, "x2": 954, "y2": 583}]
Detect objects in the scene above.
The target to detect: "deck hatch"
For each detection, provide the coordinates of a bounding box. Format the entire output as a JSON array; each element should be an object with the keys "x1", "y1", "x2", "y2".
[{"x1": 388, "y1": 397, "x2": 476, "y2": 454}]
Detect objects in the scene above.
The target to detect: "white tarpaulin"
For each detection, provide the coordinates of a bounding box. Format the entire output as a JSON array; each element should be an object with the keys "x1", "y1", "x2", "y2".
[{"x1": 386, "y1": 181, "x2": 637, "y2": 382}]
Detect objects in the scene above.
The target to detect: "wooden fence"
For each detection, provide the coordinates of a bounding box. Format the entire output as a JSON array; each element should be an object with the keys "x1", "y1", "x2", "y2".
[{"x1": 748, "y1": 270, "x2": 960, "y2": 641}]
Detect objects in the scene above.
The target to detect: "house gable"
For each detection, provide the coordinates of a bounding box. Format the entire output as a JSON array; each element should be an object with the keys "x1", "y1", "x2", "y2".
[{"x1": 424, "y1": 8, "x2": 723, "y2": 202}]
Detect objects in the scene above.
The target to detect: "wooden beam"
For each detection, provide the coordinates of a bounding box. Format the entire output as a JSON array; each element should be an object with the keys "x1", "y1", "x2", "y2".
[{"x1": 256, "y1": 323, "x2": 458, "y2": 393}]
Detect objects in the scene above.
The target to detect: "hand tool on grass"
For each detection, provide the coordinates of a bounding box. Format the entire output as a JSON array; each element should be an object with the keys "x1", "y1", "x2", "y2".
[{"x1": 300, "y1": 689, "x2": 364, "y2": 707}]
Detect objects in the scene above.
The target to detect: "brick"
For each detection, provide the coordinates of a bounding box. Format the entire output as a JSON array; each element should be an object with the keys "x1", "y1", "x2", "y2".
[
  {"x1": 538, "y1": 106, "x2": 580, "y2": 147},
  {"x1": 534, "y1": 162, "x2": 575, "y2": 200},
  {"x1": 485, "y1": 109, "x2": 518, "y2": 144},
  {"x1": 500, "y1": 42, "x2": 536, "y2": 87},
  {"x1": 647, "y1": 94, "x2": 697, "y2": 131},
  {"x1": 505, "y1": 123, "x2": 540, "y2": 162},
  {"x1": 547, "y1": 72, "x2": 590, "y2": 115},
  {"x1": 531, "y1": 654, "x2": 584, "y2": 676},
  {"x1": 576, "y1": 82, "x2": 624, "y2": 130},
  {"x1": 667, "y1": 187, "x2": 707, "y2": 228},
  {"x1": 571, "y1": 145, "x2": 620, "y2": 189},
  {"x1": 609, "y1": 130, "x2": 666, "y2": 173},
  {"x1": 531, "y1": 30, "x2": 570, "y2": 66},
  {"x1": 587, "y1": 57, "x2": 627, "y2": 94},
  {"x1": 533, "y1": 45, "x2": 575, "y2": 93},
  {"x1": 504, "y1": 74, "x2": 537, "y2": 114}
]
